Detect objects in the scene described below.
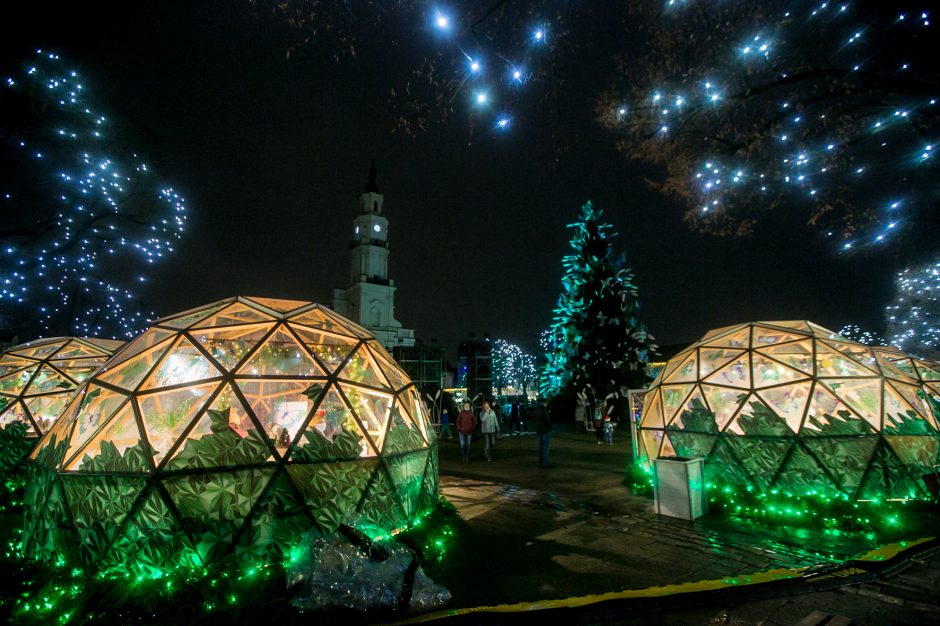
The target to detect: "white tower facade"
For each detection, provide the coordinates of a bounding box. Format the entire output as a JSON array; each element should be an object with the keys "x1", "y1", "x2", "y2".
[{"x1": 333, "y1": 162, "x2": 415, "y2": 349}]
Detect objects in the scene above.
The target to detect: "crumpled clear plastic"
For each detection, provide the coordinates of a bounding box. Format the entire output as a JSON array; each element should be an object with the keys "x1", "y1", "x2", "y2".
[{"x1": 288, "y1": 530, "x2": 451, "y2": 614}]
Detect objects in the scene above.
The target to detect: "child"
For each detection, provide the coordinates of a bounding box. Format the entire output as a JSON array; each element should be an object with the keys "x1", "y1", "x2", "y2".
[
  {"x1": 603, "y1": 414, "x2": 614, "y2": 445},
  {"x1": 439, "y1": 408, "x2": 453, "y2": 439}
]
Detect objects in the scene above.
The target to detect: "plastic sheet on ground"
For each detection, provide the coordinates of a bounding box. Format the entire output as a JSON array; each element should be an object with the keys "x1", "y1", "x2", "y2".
[{"x1": 288, "y1": 530, "x2": 451, "y2": 614}]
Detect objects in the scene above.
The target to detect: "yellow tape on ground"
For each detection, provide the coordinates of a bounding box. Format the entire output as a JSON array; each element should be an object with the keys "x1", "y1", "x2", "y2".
[{"x1": 390, "y1": 537, "x2": 935, "y2": 624}]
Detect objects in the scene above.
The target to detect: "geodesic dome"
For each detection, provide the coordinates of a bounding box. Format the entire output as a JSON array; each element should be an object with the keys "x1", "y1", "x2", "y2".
[
  {"x1": 24, "y1": 297, "x2": 438, "y2": 574},
  {"x1": 0, "y1": 337, "x2": 123, "y2": 472},
  {"x1": 636, "y1": 321, "x2": 940, "y2": 500}
]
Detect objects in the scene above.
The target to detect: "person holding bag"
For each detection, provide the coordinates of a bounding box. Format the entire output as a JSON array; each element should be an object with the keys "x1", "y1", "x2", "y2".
[
  {"x1": 456, "y1": 402, "x2": 477, "y2": 463},
  {"x1": 479, "y1": 400, "x2": 500, "y2": 462}
]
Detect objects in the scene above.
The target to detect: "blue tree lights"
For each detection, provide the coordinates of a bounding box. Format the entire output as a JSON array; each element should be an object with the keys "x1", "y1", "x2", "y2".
[
  {"x1": 0, "y1": 51, "x2": 187, "y2": 339},
  {"x1": 598, "y1": 2, "x2": 938, "y2": 249},
  {"x1": 886, "y1": 257, "x2": 939, "y2": 359}
]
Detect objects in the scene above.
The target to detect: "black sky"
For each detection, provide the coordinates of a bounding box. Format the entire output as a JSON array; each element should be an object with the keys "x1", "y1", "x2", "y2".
[{"x1": 0, "y1": 1, "x2": 901, "y2": 356}]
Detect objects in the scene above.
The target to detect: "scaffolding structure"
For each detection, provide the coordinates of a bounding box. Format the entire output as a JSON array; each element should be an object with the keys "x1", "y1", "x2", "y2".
[
  {"x1": 392, "y1": 343, "x2": 445, "y2": 393},
  {"x1": 457, "y1": 339, "x2": 493, "y2": 401}
]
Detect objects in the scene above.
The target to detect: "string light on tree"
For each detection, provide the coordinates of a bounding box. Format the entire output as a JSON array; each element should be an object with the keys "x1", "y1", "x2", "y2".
[
  {"x1": 885, "y1": 257, "x2": 940, "y2": 359},
  {"x1": 0, "y1": 50, "x2": 188, "y2": 338}
]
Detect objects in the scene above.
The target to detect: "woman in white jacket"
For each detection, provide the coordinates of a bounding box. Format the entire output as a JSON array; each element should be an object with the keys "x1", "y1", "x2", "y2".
[{"x1": 479, "y1": 401, "x2": 500, "y2": 462}]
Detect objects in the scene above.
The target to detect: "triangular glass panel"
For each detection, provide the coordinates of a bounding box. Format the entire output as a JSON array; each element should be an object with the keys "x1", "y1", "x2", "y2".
[
  {"x1": 0, "y1": 355, "x2": 35, "y2": 377},
  {"x1": 801, "y1": 436, "x2": 878, "y2": 497},
  {"x1": 244, "y1": 297, "x2": 310, "y2": 314},
  {"x1": 191, "y1": 302, "x2": 277, "y2": 329},
  {"x1": 138, "y1": 383, "x2": 217, "y2": 465},
  {"x1": 0, "y1": 365, "x2": 36, "y2": 395},
  {"x1": 164, "y1": 384, "x2": 274, "y2": 471},
  {"x1": 236, "y1": 469, "x2": 311, "y2": 564},
  {"x1": 366, "y1": 339, "x2": 395, "y2": 363},
  {"x1": 370, "y1": 348, "x2": 411, "y2": 392},
  {"x1": 382, "y1": 401, "x2": 427, "y2": 456},
  {"x1": 658, "y1": 435, "x2": 677, "y2": 458},
  {"x1": 97, "y1": 338, "x2": 175, "y2": 391},
  {"x1": 659, "y1": 349, "x2": 694, "y2": 382},
  {"x1": 882, "y1": 383, "x2": 923, "y2": 426},
  {"x1": 873, "y1": 351, "x2": 917, "y2": 382},
  {"x1": 64, "y1": 386, "x2": 130, "y2": 463},
  {"x1": 751, "y1": 325, "x2": 808, "y2": 346},
  {"x1": 103, "y1": 329, "x2": 176, "y2": 369},
  {"x1": 24, "y1": 394, "x2": 71, "y2": 434},
  {"x1": 67, "y1": 403, "x2": 151, "y2": 472},
  {"x1": 155, "y1": 301, "x2": 230, "y2": 330},
  {"x1": 800, "y1": 382, "x2": 874, "y2": 436},
  {"x1": 756, "y1": 381, "x2": 812, "y2": 433},
  {"x1": 237, "y1": 328, "x2": 325, "y2": 377},
  {"x1": 756, "y1": 340, "x2": 814, "y2": 375},
  {"x1": 822, "y1": 379, "x2": 882, "y2": 431},
  {"x1": 53, "y1": 358, "x2": 108, "y2": 384},
  {"x1": 807, "y1": 321, "x2": 839, "y2": 337},
  {"x1": 663, "y1": 352, "x2": 697, "y2": 384},
  {"x1": 61, "y1": 474, "x2": 147, "y2": 566},
  {"x1": 752, "y1": 353, "x2": 809, "y2": 389},
  {"x1": 237, "y1": 379, "x2": 319, "y2": 456},
  {"x1": 703, "y1": 354, "x2": 751, "y2": 389},
  {"x1": 701, "y1": 384, "x2": 748, "y2": 431},
  {"x1": 827, "y1": 340, "x2": 879, "y2": 370},
  {"x1": 398, "y1": 388, "x2": 430, "y2": 442},
  {"x1": 659, "y1": 384, "x2": 695, "y2": 426},
  {"x1": 79, "y1": 338, "x2": 125, "y2": 353},
  {"x1": 9, "y1": 341, "x2": 63, "y2": 359},
  {"x1": 728, "y1": 394, "x2": 791, "y2": 436},
  {"x1": 50, "y1": 340, "x2": 108, "y2": 360},
  {"x1": 882, "y1": 357, "x2": 919, "y2": 381},
  {"x1": 697, "y1": 348, "x2": 745, "y2": 379},
  {"x1": 857, "y1": 441, "x2": 926, "y2": 500},
  {"x1": 291, "y1": 385, "x2": 369, "y2": 462},
  {"x1": 140, "y1": 337, "x2": 222, "y2": 390},
  {"x1": 337, "y1": 345, "x2": 390, "y2": 389},
  {"x1": 289, "y1": 307, "x2": 359, "y2": 337},
  {"x1": 189, "y1": 323, "x2": 271, "y2": 372},
  {"x1": 161, "y1": 467, "x2": 274, "y2": 564},
  {"x1": 815, "y1": 343, "x2": 879, "y2": 378},
  {"x1": 23, "y1": 365, "x2": 75, "y2": 395},
  {"x1": 637, "y1": 429, "x2": 663, "y2": 462},
  {"x1": 699, "y1": 323, "x2": 743, "y2": 343},
  {"x1": 915, "y1": 360, "x2": 940, "y2": 382},
  {"x1": 341, "y1": 384, "x2": 392, "y2": 455},
  {"x1": 886, "y1": 380, "x2": 934, "y2": 428},
  {"x1": 28, "y1": 395, "x2": 81, "y2": 464},
  {"x1": 289, "y1": 325, "x2": 359, "y2": 374},
  {"x1": 670, "y1": 388, "x2": 718, "y2": 434},
  {"x1": 703, "y1": 327, "x2": 751, "y2": 349},
  {"x1": 771, "y1": 320, "x2": 813, "y2": 332},
  {"x1": 664, "y1": 430, "x2": 717, "y2": 461},
  {"x1": 639, "y1": 388, "x2": 664, "y2": 429},
  {"x1": 0, "y1": 398, "x2": 30, "y2": 430}
]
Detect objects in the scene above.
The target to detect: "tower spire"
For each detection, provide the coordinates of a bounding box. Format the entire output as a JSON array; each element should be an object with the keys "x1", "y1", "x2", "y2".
[{"x1": 364, "y1": 160, "x2": 380, "y2": 193}]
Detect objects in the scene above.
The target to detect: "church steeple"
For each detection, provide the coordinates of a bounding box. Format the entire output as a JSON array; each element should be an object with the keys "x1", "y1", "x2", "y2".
[{"x1": 364, "y1": 160, "x2": 380, "y2": 193}]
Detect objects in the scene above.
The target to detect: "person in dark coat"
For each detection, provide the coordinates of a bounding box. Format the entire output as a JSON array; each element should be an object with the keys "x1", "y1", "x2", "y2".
[{"x1": 536, "y1": 408, "x2": 552, "y2": 468}]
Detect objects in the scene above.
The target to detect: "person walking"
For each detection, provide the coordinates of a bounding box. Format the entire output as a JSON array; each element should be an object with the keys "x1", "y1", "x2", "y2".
[
  {"x1": 456, "y1": 402, "x2": 477, "y2": 462},
  {"x1": 479, "y1": 400, "x2": 500, "y2": 461},
  {"x1": 439, "y1": 408, "x2": 453, "y2": 440},
  {"x1": 603, "y1": 413, "x2": 614, "y2": 445},
  {"x1": 593, "y1": 405, "x2": 604, "y2": 444},
  {"x1": 536, "y1": 407, "x2": 552, "y2": 468}
]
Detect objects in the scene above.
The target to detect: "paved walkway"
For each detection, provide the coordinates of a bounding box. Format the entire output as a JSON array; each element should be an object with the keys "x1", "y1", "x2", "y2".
[{"x1": 428, "y1": 426, "x2": 940, "y2": 625}]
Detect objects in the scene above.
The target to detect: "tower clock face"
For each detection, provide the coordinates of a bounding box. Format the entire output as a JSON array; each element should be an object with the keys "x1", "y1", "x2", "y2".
[{"x1": 373, "y1": 224, "x2": 382, "y2": 233}]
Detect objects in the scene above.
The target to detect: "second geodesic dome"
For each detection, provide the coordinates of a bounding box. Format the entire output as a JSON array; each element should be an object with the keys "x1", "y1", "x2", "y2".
[
  {"x1": 636, "y1": 321, "x2": 940, "y2": 500},
  {"x1": 24, "y1": 297, "x2": 438, "y2": 574},
  {"x1": 0, "y1": 337, "x2": 124, "y2": 472}
]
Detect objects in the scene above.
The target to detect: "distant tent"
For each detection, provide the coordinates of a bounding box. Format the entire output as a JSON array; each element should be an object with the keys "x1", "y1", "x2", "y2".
[
  {"x1": 636, "y1": 321, "x2": 940, "y2": 500},
  {"x1": 24, "y1": 297, "x2": 438, "y2": 574}
]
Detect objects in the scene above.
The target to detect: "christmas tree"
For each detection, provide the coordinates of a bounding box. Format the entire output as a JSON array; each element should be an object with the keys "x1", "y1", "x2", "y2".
[
  {"x1": 541, "y1": 202, "x2": 655, "y2": 412},
  {"x1": 886, "y1": 257, "x2": 939, "y2": 359}
]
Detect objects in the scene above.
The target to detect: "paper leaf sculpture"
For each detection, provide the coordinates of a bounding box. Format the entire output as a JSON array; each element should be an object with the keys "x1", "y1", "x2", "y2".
[
  {"x1": 636, "y1": 321, "x2": 940, "y2": 500},
  {"x1": 23, "y1": 297, "x2": 438, "y2": 574}
]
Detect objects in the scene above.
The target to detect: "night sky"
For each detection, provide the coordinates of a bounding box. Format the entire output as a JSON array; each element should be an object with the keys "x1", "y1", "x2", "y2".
[{"x1": 1, "y1": 1, "x2": 901, "y2": 356}]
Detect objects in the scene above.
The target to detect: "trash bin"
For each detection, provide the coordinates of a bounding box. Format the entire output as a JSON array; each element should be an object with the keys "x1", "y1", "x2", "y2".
[{"x1": 653, "y1": 456, "x2": 707, "y2": 521}]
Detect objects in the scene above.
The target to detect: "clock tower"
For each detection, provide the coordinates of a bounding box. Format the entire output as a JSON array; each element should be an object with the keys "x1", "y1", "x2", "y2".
[{"x1": 332, "y1": 162, "x2": 415, "y2": 348}]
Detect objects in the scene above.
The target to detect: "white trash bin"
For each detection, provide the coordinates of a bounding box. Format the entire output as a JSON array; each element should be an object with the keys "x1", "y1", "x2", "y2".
[{"x1": 653, "y1": 456, "x2": 707, "y2": 521}]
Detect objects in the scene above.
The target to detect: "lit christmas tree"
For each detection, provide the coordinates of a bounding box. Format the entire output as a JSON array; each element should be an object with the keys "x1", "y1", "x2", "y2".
[
  {"x1": 492, "y1": 338, "x2": 537, "y2": 397},
  {"x1": 885, "y1": 257, "x2": 939, "y2": 359},
  {"x1": 541, "y1": 202, "x2": 655, "y2": 408},
  {"x1": 0, "y1": 50, "x2": 187, "y2": 338},
  {"x1": 837, "y1": 324, "x2": 886, "y2": 347}
]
